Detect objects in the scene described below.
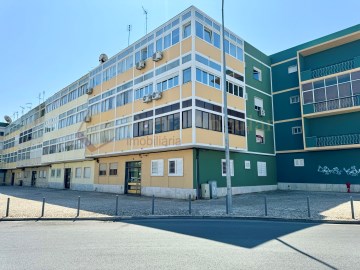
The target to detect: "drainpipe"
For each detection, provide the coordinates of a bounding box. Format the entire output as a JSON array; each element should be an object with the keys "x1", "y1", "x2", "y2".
[{"x1": 195, "y1": 148, "x2": 200, "y2": 199}]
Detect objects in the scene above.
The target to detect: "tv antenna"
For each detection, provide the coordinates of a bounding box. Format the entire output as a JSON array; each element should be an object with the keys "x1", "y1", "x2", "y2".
[
  {"x1": 142, "y1": 6, "x2": 148, "y2": 34},
  {"x1": 13, "y1": 112, "x2": 18, "y2": 120},
  {"x1": 26, "y1": 103, "x2": 32, "y2": 110},
  {"x1": 20, "y1": 106, "x2": 25, "y2": 115},
  {"x1": 127, "y1": 25, "x2": 132, "y2": 46}
]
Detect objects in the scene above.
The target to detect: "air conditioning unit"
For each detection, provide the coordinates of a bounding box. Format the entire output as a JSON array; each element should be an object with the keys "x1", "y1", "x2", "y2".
[
  {"x1": 259, "y1": 109, "x2": 266, "y2": 117},
  {"x1": 143, "y1": 94, "x2": 152, "y2": 103},
  {"x1": 152, "y1": 51, "x2": 163, "y2": 62},
  {"x1": 86, "y1": 88, "x2": 93, "y2": 95},
  {"x1": 84, "y1": 116, "x2": 92, "y2": 122},
  {"x1": 136, "y1": 60, "x2": 146, "y2": 70},
  {"x1": 152, "y1": 91, "x2": 162, "y2": 100}
]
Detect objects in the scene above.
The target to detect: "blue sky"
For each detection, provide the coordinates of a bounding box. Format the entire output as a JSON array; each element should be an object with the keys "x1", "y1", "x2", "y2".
[{"x1": 0, "y1": 0, "x2": 359, "y2": 121}]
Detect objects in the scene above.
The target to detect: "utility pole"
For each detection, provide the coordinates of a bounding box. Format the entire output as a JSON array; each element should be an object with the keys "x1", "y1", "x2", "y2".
[
  {"x1": 221, "y1": 0, "x2": 232, "y2": 214},
  {"x1": 127, "y1": 25, "x2": 132, "y2": 46},
  {"x1": 142, "y1": 6, "x2": 148, "y2": 34}
]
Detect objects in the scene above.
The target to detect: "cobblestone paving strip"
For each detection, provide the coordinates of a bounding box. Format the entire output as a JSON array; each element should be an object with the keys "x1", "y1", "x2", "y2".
[{"x1": 0, "y1": 186, "x2": 359, "y2": 220}]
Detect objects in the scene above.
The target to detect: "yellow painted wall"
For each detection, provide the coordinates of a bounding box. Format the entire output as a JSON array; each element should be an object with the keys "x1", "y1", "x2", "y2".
[
  {"x1": 196, "y1": 129, "x2": 223, "y2": 146},
  {"x1": 95, "y1": 149, "x2": 193, "y2": 189},
  {"x1": 195, "y1": 82, "x2": 222, "y2": 104},
  {"x1": 195, "y1": 38, "x2": 221, "y2": 62}
]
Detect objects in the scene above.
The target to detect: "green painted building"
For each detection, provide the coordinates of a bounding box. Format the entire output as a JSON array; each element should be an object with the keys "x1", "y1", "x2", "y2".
[{"x1": 271, "y1": 24, "x2": 360, "y2": 192}]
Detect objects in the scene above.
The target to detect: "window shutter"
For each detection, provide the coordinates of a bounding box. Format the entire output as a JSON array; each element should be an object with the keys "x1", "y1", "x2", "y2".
[
  {"x1": 176, "y1": 158, "x2": 183, "y2": 176},
  {"x1": 158, "y1": 159, "x2": 164, "y2": 176},
  {"x1": 230, "y1": 160, "x2": 234, "y2": 176}
]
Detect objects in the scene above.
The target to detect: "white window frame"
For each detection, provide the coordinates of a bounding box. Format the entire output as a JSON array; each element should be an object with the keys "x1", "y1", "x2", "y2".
[
  {"x1": 168, "y1": 158, "x2": 183, "y2": 177},
  {"x1": 254, "y1": 97, "x2": 263, "y2": 111},
  {"x1": 256, "y1": 129, "x2": 265, "y2": 144},
  {"x1": 294, "y1": 159, "x2": 304, "y2": 167},
  {"x1": 253, "y1": 67, "x2": 262, "y2": 81},
  {"x1": 244, "y1": 160, "x2": 251, "y2": 170},
  {"x1": 151, "y1": 159, "x2": 164, "y2": 177},
  {"x1": 288, "y1": 65, "x2": 298, "y2": 74},
  {"x1": 75, "y1": 167, "x2": 82, "y2": 178},
  {"x1": 56, "y1": 169, "x2": 61, "y2": 178},
  {"x1": 221, "y1": 159, "x2": 234, "y2": 177},
  {"x1": 257, "y1": 162, "x2": 267, "y2": 177},
  {"x1": 84, "y1": 167, "x2": 91, "y2": 178},
  {"x1": 109, "y1": 162, "x2": 118, "y2": 176},
  {"x1": 290, "y1": 95, "x2": 300, "y2": 104},
  {"x1": 292, "y1": 126, "x2": 302, "y2": 135}
]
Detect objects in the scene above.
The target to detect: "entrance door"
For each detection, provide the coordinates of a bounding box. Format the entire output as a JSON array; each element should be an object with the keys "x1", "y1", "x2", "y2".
[
  {"x1": 11, "y1": 173, "x2": 15, "y2": 186},
  {"x1": 64, "y1": 168, "x2": 71, "y2": 189},
  {"x1": 125, "y1": 161, "x2": 141, "y2": 195},
  {"x1": 31, "y1": 171, "x2": 37, "y2": 187}
]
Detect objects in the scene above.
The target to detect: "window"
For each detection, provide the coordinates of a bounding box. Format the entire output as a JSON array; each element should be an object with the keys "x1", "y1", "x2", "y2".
[
  {"x1": 196, "y1": 68, "x2": 221, "y2": 89},
  {"x1": 156, "y1": 75, "x2": 179, "y2": 92},
  {"x1": 84, "y1": 167, "x2": 91, "y2": 178},
  {"x1": 183, "y1": 68, "x2": 191, "y2": 84},
  {"x1": 221, "y1": 159, "x2": 234, "y2": 176},
  {"x1": 151, "y1": 159, "x2": 164, "y2": 176},
  {"x1": 244, "y1": 160, "x2": 251, "y2": 170},
  {"x1": 228, "y1": 118, "x2": 246, "y2": 136},
  {"x1": 172, "y1": 28, "x2": 179, "y2": 44},
  {"x1": 290, "y1": 96, "x2": 300, "y2": 104},
  {"x1": 254, "y1": 97, "x2": 263, "y2": 111},
  {"x1": 288, "y1": 65, "x2": 298, "y2": 74},
  {"x1": 257, "y1": 162, "x2": 267, "y2": 176},
  {"x1": 51, "y1": 169, "x2": 56, "y2": 177},
  {"x1": 204, "y1": 28, "x2": 212, "y2": 43},
  {"x1": 182, "y1": 110, "x2": 192, "y2": 129},
  {"x1": 168, "y1": 158, "x2": 183, "y2": 176},
  {"x1": 292, "y1": 126, "x2": 302, "y2": 135},
  {"x1": 196, "y1": 110, "x2": 222, "y2": 132},
  {"x1": 294, "y1": 159, "x2": 304, "y2": 167},
  {"x1": 56, "y1": 169, "x2": 61, "y2": 178},
  {"x1": 155, "y1": 113, "x2": 180, "y2": 134},
  {"x1": 253, "y1": 67, "x2": 262, "y2": 81},
  {"x1": 256, "y1": 129, "x2": 265, "y2": 144},
  {"x1": 133, "y1": 119, "x2": 153, "y2": 137},
  {"x1": 99, "y1": 163, "x2": 107, "y2": 176},
  {"x1": 74, "y1": 168, "x2": 81, "y2": 178},
  {"x1": 109, "y1": 163, "x2": 118, "y2": 176},
  {"x1": 183, "y1": 23, "x2": 191, "y2": 38},
  {"x1": 226, "y1": 81, "x2": 243, "y2": 97}
]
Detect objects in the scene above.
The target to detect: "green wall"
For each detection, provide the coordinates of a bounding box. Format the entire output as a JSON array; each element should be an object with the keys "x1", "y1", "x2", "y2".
[
  {"x1": 303, "y1": 40, "x2": 360, "y2": 71},
  {"x1": 306, "y1": 111, "x2": 360, "y2": 137},
  {"x1": 275, "y1": 120, "x2": 304, "y2": 151},
  {"x1": 244, "y1": 41, "x2": 271, "y2": 66},
  {"x1": 277, "y1": 149, "x2": 360, "y2": 184},
  {"x1": 245, "y1": 54, "x2": 272, "y2": 95},
  {"x1": 270, "y1": 24, "x2": 360, "y2": 64},
  {"x1": 196, "y1": 149, "x2": 277, "y2": 188},
  {"x1": 246, "y1": 86, "x2": 273, "y2": 122},
  {"x1": 247, "y1": 119, "x2": 275, "y2": 154},
  {"x1": 273, "y1": 89, "x2": 301, "y2": 121},
  {"x1": 272, "y1": 59, "x2": 299, "y2": 92}
]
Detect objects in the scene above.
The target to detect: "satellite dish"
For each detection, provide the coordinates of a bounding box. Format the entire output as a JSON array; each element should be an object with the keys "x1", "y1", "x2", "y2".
[
  {"x1": 99, "y1": 54, "x2": 108, "y2": 64},
  {"x1": 4, "y1": 115, "x2": 12, "y2": 123}
]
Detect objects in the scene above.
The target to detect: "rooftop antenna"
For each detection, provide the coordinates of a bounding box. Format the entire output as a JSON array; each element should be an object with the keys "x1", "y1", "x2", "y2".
[
  {"x1": 127, "y1": 25, "x2": 132, "y2": 46},
  {"x1": 142, "y1": 6, "x2": 148, "y2": 34},
  {"x1": 42, "y1": 91, "x2": 45, "y2": 102},
  {"x1": 20, "y1": 106, "x2": 25, "y2": 116},
  {"x1": 26, "y1": 103, "x2": 32, "y2": 110},
  {"x1": 38, "y1": 93, "x2": 42, "y2": 105},
  {"x1": 13, "y1": 112, "x2": 18, "y2": 119}
]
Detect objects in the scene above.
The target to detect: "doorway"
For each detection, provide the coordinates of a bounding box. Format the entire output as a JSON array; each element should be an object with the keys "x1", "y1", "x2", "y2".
[
  {"x1": 125, "y1": 161, "x2": 141, "y2": 195},
  {"x1": 31, "y1": 171, "x2": 37, "y2": 187},
  {"x1": 64, "y1": 168, "x2": 71, "y2": 189},
  {"x1": 11, "y1": 173, "x2": 15, "y2": 186}
]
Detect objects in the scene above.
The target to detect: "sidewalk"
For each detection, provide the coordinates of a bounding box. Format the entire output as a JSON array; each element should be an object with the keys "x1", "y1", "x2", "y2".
[{"x1": 0, "y1": 186, "x2": 359, "y2": 221}]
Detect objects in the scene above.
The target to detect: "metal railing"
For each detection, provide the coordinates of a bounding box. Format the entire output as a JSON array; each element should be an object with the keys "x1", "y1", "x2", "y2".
[
  {"x1": 308, "y1": 133, "x2": 360, "y2": 148},
  {"x1": 313, "y1": 95, "x2": 360, "y2": 113},
  {"x1": 311, "y1": 59, "x2": 355, "y2": 79}
]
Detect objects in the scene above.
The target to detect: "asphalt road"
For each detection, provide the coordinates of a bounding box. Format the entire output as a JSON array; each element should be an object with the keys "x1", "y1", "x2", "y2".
[{"x1": 0, "y1": 219, "x2": 359, "y2": 270}]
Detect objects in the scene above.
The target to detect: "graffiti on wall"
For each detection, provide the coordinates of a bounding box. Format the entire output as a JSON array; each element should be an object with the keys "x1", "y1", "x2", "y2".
[{"x1": 318, "y1": 166, "x2": 360, "y2": 176}]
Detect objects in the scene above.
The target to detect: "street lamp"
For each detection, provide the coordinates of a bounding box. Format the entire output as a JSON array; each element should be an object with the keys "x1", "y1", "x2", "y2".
[{"x1": 221, "y1": 0, "x2": 232, "y2": 214}]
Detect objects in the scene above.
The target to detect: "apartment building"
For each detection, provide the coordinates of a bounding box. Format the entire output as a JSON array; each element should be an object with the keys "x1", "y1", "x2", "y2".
[
  {"x1": 1, "y1": 6, "x2": 358, "y2": 197},
  {"x1": 0, "y1": 6, "x2": 276, "y2": 198},
  {"x1": 272, "y1": 25, "x2": 360, "y2": 192}
]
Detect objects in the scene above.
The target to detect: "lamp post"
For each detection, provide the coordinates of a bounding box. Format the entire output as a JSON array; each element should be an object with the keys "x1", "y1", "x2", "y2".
[{"x1": 221, "y1": 0, "x2": 232, "y2": 214}]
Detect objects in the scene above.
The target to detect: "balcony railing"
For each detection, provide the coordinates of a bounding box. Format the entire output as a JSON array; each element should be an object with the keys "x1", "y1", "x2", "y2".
[
  {"x1": 301, "y1": 56, "x2": 360, "y2": 81},
  {"x1": 313, "y1": 95, "x2": 360, "y2": 113},
  {"x1": 306, "y1": 133, "x2": 360, "y2": 148}
]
